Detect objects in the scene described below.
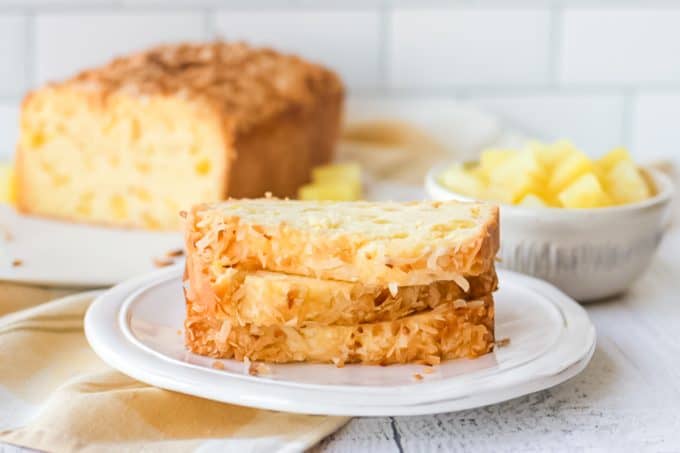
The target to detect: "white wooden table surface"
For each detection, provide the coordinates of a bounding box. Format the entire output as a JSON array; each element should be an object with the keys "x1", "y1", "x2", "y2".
[{"x1": 314, "y1": 229, "x2": 680, "y2": 453}]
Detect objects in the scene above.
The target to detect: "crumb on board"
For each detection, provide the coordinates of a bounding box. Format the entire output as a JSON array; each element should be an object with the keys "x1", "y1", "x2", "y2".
[
  {"x1": 249, "y1": 362, "x2": 271, "y2": 376},
  {"x1": 11, "y1": 259, "x2": 22, "y2": 267},
  {"x1": 165, "y1": 249, "x2": 184, "y2": 258},
  {"x1": 495, "y1": 337, "x2": 511, "y2": 348},
  {"x1": 176, "y1": 329, "x2": 182, "y2": 336},
  {"x1": 1, "y1": 228, "x2": 13, "y2": 242},
  {"x1": 413, "y1": 373, "x2": 424, "y2": 381},
  {"x1": 211, "y1": 361, "x2": 225, "y2": 370},
  {"x1": 423, "y1": 366, "x2": 434, "y2": 374},
  {"x1": 153, "y1": 257, "x2": 174, "y2": 268},
  {"x1": 179, "y1": 210, "x2": 187, "y2": 218},
  {"x1": 495, "y1": 256, "x2": 503, "y2": 263}
]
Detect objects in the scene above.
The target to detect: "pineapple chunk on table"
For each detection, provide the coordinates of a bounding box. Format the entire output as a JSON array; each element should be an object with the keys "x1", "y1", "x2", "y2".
[
  {"x1": 311, "y1": 162, "x2": 361, "y2": 183},
  {"x1": 298, "y1": 182, "x2": 361, "y2": 201},
  {"x1": 558, "y1": 173, "x2": 611, "y2": 208},
  {"x1": 298, "y1": 162, "x2": 363, "y2": 201},
  {"x1": 0, "y1": 163, "x2": 16, "y2": 205}
]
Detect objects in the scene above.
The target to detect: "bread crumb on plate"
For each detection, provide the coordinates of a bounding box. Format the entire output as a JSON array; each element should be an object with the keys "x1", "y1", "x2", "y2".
[
  {"x1": 495, "y1": 337, "x2": 511, "y2": 348},
  {"x1": 211, "y1": 361, "x2": 225, "y2": 370}
]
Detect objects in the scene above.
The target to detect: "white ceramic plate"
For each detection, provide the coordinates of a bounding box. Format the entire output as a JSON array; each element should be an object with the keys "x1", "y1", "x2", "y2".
[
  {"x1": 85, "y1": 267, "x2": 596, "y2": 416},
  {"x1": 0, "y1": 183, "x2": 424, "y2": 288}
]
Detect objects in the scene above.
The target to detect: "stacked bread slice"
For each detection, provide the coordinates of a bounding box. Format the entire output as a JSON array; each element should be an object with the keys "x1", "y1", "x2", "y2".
[{"x1": 183, "y1": 199, "x2": 499, "y2": 366}]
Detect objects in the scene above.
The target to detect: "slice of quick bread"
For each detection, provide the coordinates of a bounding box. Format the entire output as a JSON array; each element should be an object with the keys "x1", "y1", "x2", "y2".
[
  {"x1": 185, "y1": 199, "x2": 499, "y2": 287},
  {"x1": 183, "y1": 262, "x2": 497, "y2": 327},
  {"x1": 185, "y1": 296, "x2": 494, "y2": 365}
]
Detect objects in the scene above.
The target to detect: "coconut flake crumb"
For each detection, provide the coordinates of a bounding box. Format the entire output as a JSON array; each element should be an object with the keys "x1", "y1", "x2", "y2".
[
  {"x1": 212, "y1": 361, "x2": 225, "y2": 370},
  {"x1": 495, "y1": 337, "x2": 511, "y2": 348},
  {"x1": 1, "y1": 226, "x2": 13, "y2": 242},
  {"x1": 248, "y1": 362, "x2": 271, "y2": 376},
  {"x1": 388, "y1": 282, "x2": 398, "y2": 297},
  {"x1": 165, "y1": 248, "x2": 184, "y2": 258},
  {"x1": 153, "y1": 257, "x2": 174, "y2": 268}
]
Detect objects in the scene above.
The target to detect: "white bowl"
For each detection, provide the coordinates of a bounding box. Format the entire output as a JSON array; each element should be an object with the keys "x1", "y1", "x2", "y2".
[{"x1": 425, "y1": 163, "x2": 675, "y2": 301}]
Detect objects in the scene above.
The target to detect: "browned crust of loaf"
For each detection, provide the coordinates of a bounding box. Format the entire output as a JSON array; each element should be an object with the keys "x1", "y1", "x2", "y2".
[
  {"x1": 184, "y1": 296, "x2": 495, "y2": 365},
  {"x1": 227, "y1": 87, "x2": 342, "y2": 198},
  {"x1": 184, "y1": 246, "x2": 498, "y2": 326},
  {"x1": 186, "y1": 201, "x2": 500, "y2": 286},
  {"x1": 31, "y1": 41, "x2": 344, "y2": 135}
]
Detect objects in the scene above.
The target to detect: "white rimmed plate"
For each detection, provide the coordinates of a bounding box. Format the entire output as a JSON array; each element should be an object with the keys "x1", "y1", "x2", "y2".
[{"x1": 84, "y1": 267, "x2": 595, "y2": 416}]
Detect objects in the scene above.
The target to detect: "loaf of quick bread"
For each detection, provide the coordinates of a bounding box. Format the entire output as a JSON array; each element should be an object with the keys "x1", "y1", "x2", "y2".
[
  {"x1": 186, "y1": 199, "x2": 499, "y2": 287},
  {"x1": 16, "y1": 42, "x2": 344, "y2": 229}
]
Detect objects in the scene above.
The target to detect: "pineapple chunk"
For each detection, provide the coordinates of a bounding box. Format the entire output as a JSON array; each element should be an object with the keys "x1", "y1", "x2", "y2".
[
  {"x1": 535, "y1": 140, "x2": 577, "y2": 169},
  {"x1": 604, "y1": 160, "x2": 651, "y2": 204},
  {"x1": 302, "y1": 162, "x2": 363, "y2": 201},
  {"x1": 558, "y1": 173, "x2": 611, "y2": 208},
  {"x1": 549, "y1": 151, "x2": 594, "y2": 194},
  {"x1": 487, "y1": 150, "x2": 545, "y2": 203},
  {"x1": 312, "y1": 162, "x2": 361, "y2": 183},
  {"x1": 483, "y1": 185, "x2": 513, "y2": 204},
  {"x1": 298, "y1": 182, "x2": 362, "y2": 201},
  {"x1": 478, "y1": 149, "x2": 516, "y2": 178},
  {"x1": 438, "y1": 163, "x2": 486, "y2": 198},
  {"x1": 438, "y1": 140, "x2": 650, "y2": 208},
  {"x1": 518, "y1": 193, "x2": 548, "y2": 208},
  {"x1": 0, "y1": 163, "x2": 16, "y2": 205},
  {"x1": 597, "y1": 147, "x2": 631, "y2": 173}
]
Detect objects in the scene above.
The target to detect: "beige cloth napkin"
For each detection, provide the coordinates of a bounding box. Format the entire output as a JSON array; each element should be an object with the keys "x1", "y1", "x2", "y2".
[{"x1": 0, "y1": 284, "x2": 349, "y2": 452}]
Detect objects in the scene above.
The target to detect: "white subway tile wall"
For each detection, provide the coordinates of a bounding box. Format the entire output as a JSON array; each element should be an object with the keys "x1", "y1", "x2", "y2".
[
  {"x1": 0, "y1": 3, "x2": 678, "y2": 163},
  {"x1": 0, "y1": 102, "x2": 20, "y2": 158},
  {"x1": 632, "y1": 93, "x2": 680, "y2": 163},
  {"x1": 389, "y1": 10, "x2": 551, "y2": 87},
  {"x1": 35, "y1": 13, "x2": 207, "y2": 85},
  {"x1": 0, "y1": 16, "x2": 28, "y2": 97},
  {"x1": 561, "y1": 9, "x2": 680, "y2": 85},
  {"x1": 215, "y1": 11, "x2": 381, "y2": 89},
  {"x1": 465, "y1": 94, "x2": 625, "y2": 155}
]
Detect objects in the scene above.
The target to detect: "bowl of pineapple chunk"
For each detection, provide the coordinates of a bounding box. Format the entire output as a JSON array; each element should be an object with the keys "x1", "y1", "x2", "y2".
[{"x1": 426, "y1": 140, "x2": 674, "y2": 301}]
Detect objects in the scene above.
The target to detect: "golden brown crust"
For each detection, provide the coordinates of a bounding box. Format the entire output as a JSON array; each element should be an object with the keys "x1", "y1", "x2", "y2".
[
  {"x1": 185, "y1": 296, "x2": 495, "y2": 365},
  {"x1": 52, "y1": 41, "x2": 344, "y2": 134}
]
